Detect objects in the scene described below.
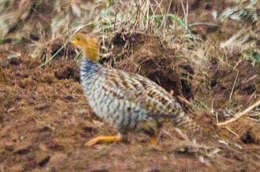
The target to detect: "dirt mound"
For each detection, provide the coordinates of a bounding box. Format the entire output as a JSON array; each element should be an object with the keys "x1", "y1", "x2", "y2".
[
  {"x1": 0, "y1": 0, "x2": 259, "y2": 171},
  {"x1": 1, "y1": 33, "x2": 260, "y2": 171}
]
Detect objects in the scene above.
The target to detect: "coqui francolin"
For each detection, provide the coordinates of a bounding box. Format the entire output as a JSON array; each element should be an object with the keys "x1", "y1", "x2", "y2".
[{"x1": 71, "y1": 33, "x2": 192, "y2": 146}]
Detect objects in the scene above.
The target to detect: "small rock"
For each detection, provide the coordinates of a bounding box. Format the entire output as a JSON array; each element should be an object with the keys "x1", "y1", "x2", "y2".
[
  {"x1": 54, "y1": 65, "x2": 80, "y2": 81},
  {"x1": 49, "y1": 152, "x2": 67, "y2": 166},
  {"x1": 64, "y1": 95, "x2": 73, "y2": 100},
  {"x1": 36, "y1": 152, "x2": 50, "y2": 167},
  {"x1": 10, "y1": 57, "x2": 22, "y2": 65},
  {"x1": 91, "y1": 169, "x2": 109, "y2": 172},
  {"x1": 47, "y1": 140, "x2": 65, "y2": 151},
  {"x1": 35, "y1": 103, "x2": 49, "y2": 110},
  {"x1": 54, "y1": 66, "x2": 74, "y2": 80},
  {"x1": 14, "y1": 145, "x2": 31, "y2": 155},
  {"x1": 5, "y1": 142, "x2": 15, "y2": 151},
  {"x1": 174, "y1": 145, "x2": 199, "y2": 157},
  {"x1": 27, "y1": 97, "x2": 35, "y2": 105},
  {"x1": 20, "y1": 136, "x2": 24, "y2": 141},
  {"x1": 39, "y1": 156, "x2": 50, "y2": 167},
  {"x1": 0, "y1": 59, "x2": 9, "y2": 67},
  {"x1": 144, "y1": 168, "x2": 160, "y2": 172},
  {"x1": 78, "y1": 109, "x2": 88, "y2": 114},
  {"x1": 82, "y1": 126, "x2": 96, "y2": 133},
  {"x1": 40, "y1": 73, "x2": 54, "y2": 84},
  {"x1": 241, "y1": 127, "x2": 260, "y2": 144}
]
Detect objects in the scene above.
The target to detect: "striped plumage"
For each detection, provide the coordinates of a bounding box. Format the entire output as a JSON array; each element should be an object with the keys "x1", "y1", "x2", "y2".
[{"x1": 72, "y1": 33, "x2": 191, "y2": 146}]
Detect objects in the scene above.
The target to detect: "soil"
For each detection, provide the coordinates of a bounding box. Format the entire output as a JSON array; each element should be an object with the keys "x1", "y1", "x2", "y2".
[
  {"x1": 0, "y1": 0, "x2": 259, "y2": 171},
  {"x1": 0, "y1": 40, "x2": 259, "y2": 172}
]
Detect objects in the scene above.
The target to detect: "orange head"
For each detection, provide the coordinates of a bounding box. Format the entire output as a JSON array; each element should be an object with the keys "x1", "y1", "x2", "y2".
[{"x1": 71, "y1": 33, "x2": 100, "y2": 61}]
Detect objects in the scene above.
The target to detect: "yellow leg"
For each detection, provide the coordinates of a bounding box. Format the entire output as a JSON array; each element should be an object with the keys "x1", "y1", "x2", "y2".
[
  {"x1": 149, "y1": 135, "x2": 162, "y2": 151},
  {"x1": 150, "y1": 135, "x2": 157, "y2": 146},
  {"x1": 85, "y1": 134, "x2": 122, "y2": 146}
]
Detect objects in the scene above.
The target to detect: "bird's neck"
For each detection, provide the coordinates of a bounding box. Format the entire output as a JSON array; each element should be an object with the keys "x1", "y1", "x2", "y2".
[{"x1": 80, "y1": 57, "x2": 100, "y2": 79}]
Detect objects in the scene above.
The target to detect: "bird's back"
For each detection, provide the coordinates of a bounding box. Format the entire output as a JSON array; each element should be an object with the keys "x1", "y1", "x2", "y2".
[{"x1": 80, "y1": 58, "x2": 187, "y2": 130}]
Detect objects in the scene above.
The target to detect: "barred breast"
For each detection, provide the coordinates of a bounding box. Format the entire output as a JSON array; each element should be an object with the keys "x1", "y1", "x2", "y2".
[{"x1": 80, "y1": 58, "x2": 189, "y2": 132}]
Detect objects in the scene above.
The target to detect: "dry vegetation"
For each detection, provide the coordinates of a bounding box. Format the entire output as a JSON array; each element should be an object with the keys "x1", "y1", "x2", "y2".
[{"x1": 0, "y1": 0, "x2": 260, "y2": 171}]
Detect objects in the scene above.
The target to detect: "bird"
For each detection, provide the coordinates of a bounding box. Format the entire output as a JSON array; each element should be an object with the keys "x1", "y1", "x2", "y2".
[{"x1": 71, "y1": 33, "x2": 191, "y2": 146}]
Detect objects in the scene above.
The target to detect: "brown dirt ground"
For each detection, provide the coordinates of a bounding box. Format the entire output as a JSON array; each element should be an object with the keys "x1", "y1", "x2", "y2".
[
  {"x1": 0, "y1": 0, "x2": 260, "y2": 172},
  {"x1": 0, "y1": 38, "x2": 260, "y2": 171}
]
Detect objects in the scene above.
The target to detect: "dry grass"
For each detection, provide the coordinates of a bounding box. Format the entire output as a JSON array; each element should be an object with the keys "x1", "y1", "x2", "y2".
[{"x1": 0, "y1": 0, "x2": 259, "y2": 171}]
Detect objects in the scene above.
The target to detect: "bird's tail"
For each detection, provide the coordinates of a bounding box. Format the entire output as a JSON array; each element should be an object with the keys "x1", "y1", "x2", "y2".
[{"x1": 150, "y1": 112, "x2": 202, "y2": 133}]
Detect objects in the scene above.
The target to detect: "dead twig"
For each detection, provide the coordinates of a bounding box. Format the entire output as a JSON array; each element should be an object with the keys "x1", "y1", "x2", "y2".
[
  {"x1": 229, "y1": 70, "x2": 239, "y2": 101},
  {"x1": 177, "y1": 96, "x2": 193, "y2": 107},
  {"x1": 217, "y1": 99, "x2": 260, "y2": 126},
  {"x1": 224, "y1": 126, "x2": 239, "y2": 138}
]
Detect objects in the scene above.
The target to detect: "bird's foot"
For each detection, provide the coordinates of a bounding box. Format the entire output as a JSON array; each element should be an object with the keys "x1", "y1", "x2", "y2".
[
  {"x1": 149, "y1": 135, "x2": 161, "y2": 151},
  {"x1": 150, "y1": 135, "x2": 157, "y2": 147},
  {"x1": 85, "y1": 134, "x2": 122, "y2": 146}
]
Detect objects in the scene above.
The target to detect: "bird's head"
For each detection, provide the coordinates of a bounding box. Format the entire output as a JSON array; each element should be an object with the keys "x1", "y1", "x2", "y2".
[{"x1": 71, "y1": 33, "x2": 100, "y2": 62}]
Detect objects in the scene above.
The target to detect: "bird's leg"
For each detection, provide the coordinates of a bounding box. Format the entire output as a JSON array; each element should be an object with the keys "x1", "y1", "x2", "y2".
[
  {"x1": 85, "y1": 133, "x2": 122, "y2": 146},
  {"x1": 150, "y1": 135, "x2": 158, "y2": 146},
  {"x1": 149, "y1": 133, "x2": 164, "y2": 151},
  {"x1": 138, "y1": 119, "x2": 161, "y2": 147}
]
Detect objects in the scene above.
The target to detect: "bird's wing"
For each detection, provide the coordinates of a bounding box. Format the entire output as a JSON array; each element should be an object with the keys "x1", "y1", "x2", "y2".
[{"x1": 101, "y1": 67, "x2": 183, "y2": 116}]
